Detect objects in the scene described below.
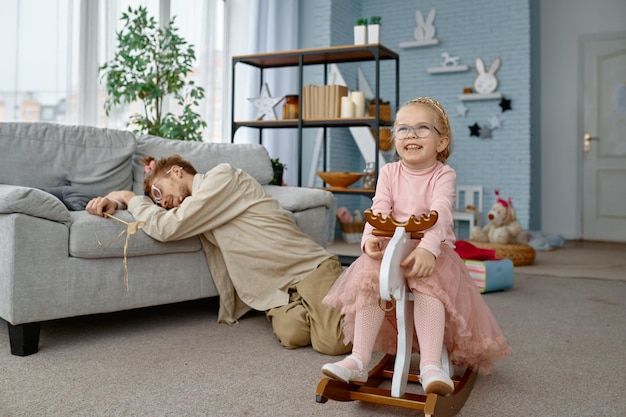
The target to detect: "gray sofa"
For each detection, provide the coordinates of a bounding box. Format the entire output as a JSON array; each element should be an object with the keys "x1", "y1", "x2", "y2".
[{"x1": 0, "y1": 122, "x2": 335, "y2": 356}]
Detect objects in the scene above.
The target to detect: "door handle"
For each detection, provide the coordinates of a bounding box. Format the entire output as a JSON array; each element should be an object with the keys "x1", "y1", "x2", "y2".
[{"x1": 583, "y1": 132, "x2": 599, "y2": 153}]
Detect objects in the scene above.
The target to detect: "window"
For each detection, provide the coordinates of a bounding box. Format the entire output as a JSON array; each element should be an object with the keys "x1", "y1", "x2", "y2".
[{"x1": 0, "y1": 0, "x2": 226, "y2": 142}]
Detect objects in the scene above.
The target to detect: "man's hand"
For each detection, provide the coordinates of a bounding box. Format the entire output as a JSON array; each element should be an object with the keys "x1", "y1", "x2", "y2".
[
  {"x1": 400, "y1": 247, "x2": 436, "y2": 278},
  {"x1": 86, "y1": 191, "x2": 136, "y2": 217},
  {"x1": 364, "y1": 237, "x2": 386, "y2": 260},
  {"x1": 86, "y1": 196, "x2": 118, "y2": 217}
]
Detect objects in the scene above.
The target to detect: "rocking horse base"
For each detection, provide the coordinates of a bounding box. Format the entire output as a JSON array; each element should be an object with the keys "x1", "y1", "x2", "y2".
[{"x1": 315, "y1": 354, "x2": 477, "y2": 417}]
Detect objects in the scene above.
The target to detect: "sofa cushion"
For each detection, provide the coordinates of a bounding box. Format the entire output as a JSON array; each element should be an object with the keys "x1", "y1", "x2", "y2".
[
  {"x1": 68, "y1": 211, "x2": 202, "y2": 258},
  {"x1": 132, "y1": 135, "x2": 274, "y2": 193},
  {"x1": 0, "y1": 122, "x2": 136, "y2": 194},
  {"x1": 40, "y1": 186, "x2": 99, "y2": 211},
  {"x1": 0, "y1": 185, "x2": 71, "y2": 224}
]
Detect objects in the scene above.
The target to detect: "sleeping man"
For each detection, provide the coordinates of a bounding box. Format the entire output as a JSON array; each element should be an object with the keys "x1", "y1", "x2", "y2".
[{"x1": 86, "y1": 154, "x2": 350, "y2": 356}]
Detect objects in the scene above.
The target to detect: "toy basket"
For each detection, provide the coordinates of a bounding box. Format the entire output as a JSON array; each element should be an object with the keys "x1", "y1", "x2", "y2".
[
  {"x1": 468, "y1": 241, "x2": 536, "y2": 266},
  {"x1": 339, "y1": 221, "x2": 365, "y2": 244}
]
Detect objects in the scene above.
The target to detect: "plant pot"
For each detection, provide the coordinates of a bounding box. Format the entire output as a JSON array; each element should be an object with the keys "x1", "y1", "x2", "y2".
[
  {"x1": 367, "y1": 24, "x2": 380, "y2": 44},
  {"x1": 271, "y1": 167, "x2": 284, "y2": 186},
  {"x1": 354, "y1": 25, "x2": 367, "y2": 45}
]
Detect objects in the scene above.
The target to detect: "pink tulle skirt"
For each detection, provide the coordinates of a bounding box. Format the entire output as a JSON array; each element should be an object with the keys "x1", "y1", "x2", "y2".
[{"x1": 323, "y1": 242, "x2": 511, "y2": 374}]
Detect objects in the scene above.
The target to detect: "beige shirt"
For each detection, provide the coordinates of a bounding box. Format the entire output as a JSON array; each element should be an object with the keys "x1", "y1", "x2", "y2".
[{"x1": 128, "y1": 163, "x2": 333, "y2": 324}]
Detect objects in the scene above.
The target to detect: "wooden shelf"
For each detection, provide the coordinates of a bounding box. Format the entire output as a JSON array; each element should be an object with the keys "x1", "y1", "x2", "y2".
[
  {"x1": 234, "y1": 117, "x2": 393, "y2": 130},
  {"x1": 232, "y1": 44, "x2": 398, "y2": 69},
  {"x1": 315, "y1": 187, "x2": 375, "y2": 195},
  {"x1": 231, "y1": 44, "x2": 399, "y2": 190}
]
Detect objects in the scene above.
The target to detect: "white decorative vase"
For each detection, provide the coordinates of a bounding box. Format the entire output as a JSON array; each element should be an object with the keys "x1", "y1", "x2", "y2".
[
  {"x1": 367, "y1": 24, "x2": 380, "y2": 44},
  {"x1": 354, "y1": 25, "x2": 367, "y2": 45}
]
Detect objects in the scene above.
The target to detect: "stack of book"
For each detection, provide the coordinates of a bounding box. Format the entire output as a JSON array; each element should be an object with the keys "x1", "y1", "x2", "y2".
[{"x1": 301, "y1": 84, "x2": 349, "y2": 119}]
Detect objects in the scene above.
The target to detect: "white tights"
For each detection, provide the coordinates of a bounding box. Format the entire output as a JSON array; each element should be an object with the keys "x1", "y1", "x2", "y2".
[{"x1": 334, "y1": 291, "x2": 445, "y2": 374}]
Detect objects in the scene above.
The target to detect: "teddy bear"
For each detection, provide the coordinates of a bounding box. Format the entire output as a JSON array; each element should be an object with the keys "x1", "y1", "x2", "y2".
[{"x1": 470, "y1": 190, "x2": 522, "y2": 244}]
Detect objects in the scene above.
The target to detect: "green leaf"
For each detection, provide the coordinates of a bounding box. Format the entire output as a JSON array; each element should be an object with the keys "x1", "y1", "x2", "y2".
[{"x1": 99, "y1": 5, "x2": 206, "y2": 141}]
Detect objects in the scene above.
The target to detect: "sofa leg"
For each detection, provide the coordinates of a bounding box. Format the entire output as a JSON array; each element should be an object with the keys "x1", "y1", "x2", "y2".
[{"x1": 7, "y1": 322, "x2": 41, "y2": 356}]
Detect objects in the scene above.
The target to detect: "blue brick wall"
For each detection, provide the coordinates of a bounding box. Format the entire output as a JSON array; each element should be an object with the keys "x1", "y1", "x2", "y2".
[{"x1": 301, "y1": 0, "x2": 533, "y2": 234}]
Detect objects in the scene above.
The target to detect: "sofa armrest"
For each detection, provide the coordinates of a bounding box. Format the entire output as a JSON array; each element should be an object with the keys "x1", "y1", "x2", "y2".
[
  {"x1": 0, "y1": 185, "x2": 71, "y2": 225},
  {"x1": 263, "y1": 185, "x2": 335, "y2": 212}
]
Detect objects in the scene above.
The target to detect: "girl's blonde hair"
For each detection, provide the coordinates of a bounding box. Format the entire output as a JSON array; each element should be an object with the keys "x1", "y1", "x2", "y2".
[{"x1": 397, "y1": 97, "x2": 453, "y2": 163}]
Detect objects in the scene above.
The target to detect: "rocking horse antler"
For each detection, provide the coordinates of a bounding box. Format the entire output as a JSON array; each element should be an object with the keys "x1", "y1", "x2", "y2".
[{"x1": 364, "y1": 208, "x2": 438, "y2": 239}]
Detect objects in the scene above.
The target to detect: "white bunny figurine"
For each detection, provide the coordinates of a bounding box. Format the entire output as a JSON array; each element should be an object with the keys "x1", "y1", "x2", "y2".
[
  {"x1": 473, "y1": 57, "x2": 502, "y2": 94},
  {"x1": 414, "y1": 9, "x2": 436, "y2": 42}
]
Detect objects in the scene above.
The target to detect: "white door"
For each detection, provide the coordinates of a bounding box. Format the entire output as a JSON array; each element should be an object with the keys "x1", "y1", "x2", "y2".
[{"x1": 582, "y1": 34, "x2": 626, "y2": 242}]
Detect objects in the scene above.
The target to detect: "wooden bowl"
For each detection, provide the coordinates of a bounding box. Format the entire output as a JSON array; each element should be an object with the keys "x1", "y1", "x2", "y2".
[{"x1": 317, "y1": 171, "x2": 364, "y2": 188}]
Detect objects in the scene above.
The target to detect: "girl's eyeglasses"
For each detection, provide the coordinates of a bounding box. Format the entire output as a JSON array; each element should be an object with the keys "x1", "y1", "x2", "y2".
[{"x1": 392, "y1": 123, "x2": 441, "y2": 140}]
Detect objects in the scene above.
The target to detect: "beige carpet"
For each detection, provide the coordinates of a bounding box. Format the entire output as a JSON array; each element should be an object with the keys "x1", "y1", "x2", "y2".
[{"x1": 0, "y1": 241, "x2": 624, "y2": 416}]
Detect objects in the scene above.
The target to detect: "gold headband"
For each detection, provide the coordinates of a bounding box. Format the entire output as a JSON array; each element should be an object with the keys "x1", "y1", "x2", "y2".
[{"x1": 406, "y1": 97, "x2": 450, "y2": 132}]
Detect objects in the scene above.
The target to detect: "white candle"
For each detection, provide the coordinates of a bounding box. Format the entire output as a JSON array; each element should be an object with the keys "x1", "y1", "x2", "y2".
[
  {"x1": 340, "y1": 96, "x2": 355, "y2": 118},
  {"x1": 351, "y1": 91, "x2": 366, "y2": 117}
]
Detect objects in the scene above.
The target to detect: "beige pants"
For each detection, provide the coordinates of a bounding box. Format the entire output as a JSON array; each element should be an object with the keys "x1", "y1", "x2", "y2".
[{"x1": 266, "y1": 257, "x2": 351, "y2": 355}]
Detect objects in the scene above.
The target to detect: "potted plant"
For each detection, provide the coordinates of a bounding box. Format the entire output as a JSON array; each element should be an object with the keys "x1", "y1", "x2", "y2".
[
  {"x1": 354, "y1": 17, "x2": 368, "y2": 44},
  {"x1": 368, "y1": 16, "x2": 382, "y2": 44},
  {"x1": 99, "y1": 6, "x2": 207, "y2": 141},
  {"x1": 270, "y1": 158, "x2": 287, "y2": 186}
]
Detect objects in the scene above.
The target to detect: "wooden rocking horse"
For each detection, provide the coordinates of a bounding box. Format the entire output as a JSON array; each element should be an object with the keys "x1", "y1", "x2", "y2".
[{"x1": 315, "y1": 209, "x2": 477, "y2": 417}]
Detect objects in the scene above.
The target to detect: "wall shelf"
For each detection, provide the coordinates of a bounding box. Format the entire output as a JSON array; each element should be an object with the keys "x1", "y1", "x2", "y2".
[
  {"x1": 427, "y1": 65, "x2": 469, "y2": 74},
  {"x1": 399, "y1": 39, "x2": 439, "y2": 49},
  {"x1": 231, "y1": 44, "x2": 399, "y2": 193},
  {"x1": 458, "y1": 92, "x2": 503, "y2": 101},
  {"x1": 316, "y1": 187, "x2": 375, "y2": 195}
]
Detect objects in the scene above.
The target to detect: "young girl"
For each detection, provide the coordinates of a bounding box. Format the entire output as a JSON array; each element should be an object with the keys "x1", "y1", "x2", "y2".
[{"x1": 322, "y1": 97, "x2": 511, "y2": 395}]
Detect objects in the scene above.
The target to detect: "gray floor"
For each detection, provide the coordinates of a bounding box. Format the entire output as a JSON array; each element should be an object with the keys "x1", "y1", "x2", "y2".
[{"x1": 0, "y1": 239, "x2": 624, "y2": 416}]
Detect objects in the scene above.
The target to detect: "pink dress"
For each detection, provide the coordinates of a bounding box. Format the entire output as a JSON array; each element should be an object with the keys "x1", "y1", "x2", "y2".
[{"x1": 324, "y1": 161, "x2": 511, "y2": 374}]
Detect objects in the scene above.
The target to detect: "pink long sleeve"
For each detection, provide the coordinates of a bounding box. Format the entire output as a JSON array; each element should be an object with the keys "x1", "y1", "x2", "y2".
[{"x1": 362, "y1": 161, "x2": 457, "y2": 258}]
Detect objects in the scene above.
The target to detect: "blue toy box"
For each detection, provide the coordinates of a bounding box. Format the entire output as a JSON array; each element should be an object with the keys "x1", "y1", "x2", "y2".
[{"x1": 464, "y1": 258, "x2": 514, "y2": 293}]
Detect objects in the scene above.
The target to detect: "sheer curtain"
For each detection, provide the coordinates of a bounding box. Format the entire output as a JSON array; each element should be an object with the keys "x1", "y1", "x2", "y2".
[{"x1": 228, "y1": 0, "x2": 300, "y2": 185}]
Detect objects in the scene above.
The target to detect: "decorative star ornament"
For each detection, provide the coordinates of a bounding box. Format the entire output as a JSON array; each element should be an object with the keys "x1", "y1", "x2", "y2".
[
  {"x1": 248, "y1": 83, "x2": 283, "y2": 120},
  {"x1": 469, "y1": 122, "x2": 481, "y2": 137},
  {"x1": 489, "y1": 115, "x2": 502, "y2": 129},
  {"x1": 456, "y1": 103, "x2": 468, "y2": 117},
  {"x1": 499, "y1": 97, "x2": 512, "y2": 112},
  {"x1": 479, "y1": 125, "x2": 493, "y2": 138}
]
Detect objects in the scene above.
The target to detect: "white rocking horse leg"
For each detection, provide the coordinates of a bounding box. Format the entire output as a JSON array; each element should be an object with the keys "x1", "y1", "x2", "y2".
[
  {"x1": 391, "y1": 284, "x2": 413, "y2": 398},
  {"x1": 380, "y1": 227, "x2": 414, "y2": 398}
]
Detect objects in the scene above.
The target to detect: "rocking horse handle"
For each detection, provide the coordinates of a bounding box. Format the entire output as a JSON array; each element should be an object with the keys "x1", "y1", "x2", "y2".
[
  {"x1": 368, "y1": 209, "x2": 439, "y2": 302},
  {"x1": 364, "y1": 208, "x2": 438, "y2": 239}
]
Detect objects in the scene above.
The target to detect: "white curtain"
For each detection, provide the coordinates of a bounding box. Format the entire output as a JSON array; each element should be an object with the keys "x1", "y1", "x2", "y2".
[
  {"x1": 228, "y1": 0, "x2": 299, "y2": 185},
  {"x1": 78, "y1": 0, "x2": 98, "y2": 126}
]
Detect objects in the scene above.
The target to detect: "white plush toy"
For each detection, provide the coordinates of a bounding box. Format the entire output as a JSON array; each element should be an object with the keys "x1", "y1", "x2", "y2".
[{"x1": 470, "y1": 190, "x2": 522, "y2": 244}]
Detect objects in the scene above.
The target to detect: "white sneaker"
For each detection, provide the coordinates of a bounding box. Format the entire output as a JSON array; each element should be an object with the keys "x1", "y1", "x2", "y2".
[
  {"x1": 420, "y1": 364, "x2": 454, "y2": 396},
  {"x1": 321, "y1": 355, "x2": 368, "y2": 383}
]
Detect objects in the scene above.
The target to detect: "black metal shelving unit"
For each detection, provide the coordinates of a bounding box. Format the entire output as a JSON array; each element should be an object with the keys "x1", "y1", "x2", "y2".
[{"x1": 231, "y1": 44, "x2": 399, "y2": 194}]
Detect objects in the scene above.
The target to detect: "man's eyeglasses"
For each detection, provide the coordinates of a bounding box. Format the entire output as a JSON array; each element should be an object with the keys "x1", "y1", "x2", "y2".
[
  {"x1": 392, "y1": 123, "x2": 441, "y2": 140},
  {"x1": 150, "y1": 168, "x2": 173, "y2": 205}
]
